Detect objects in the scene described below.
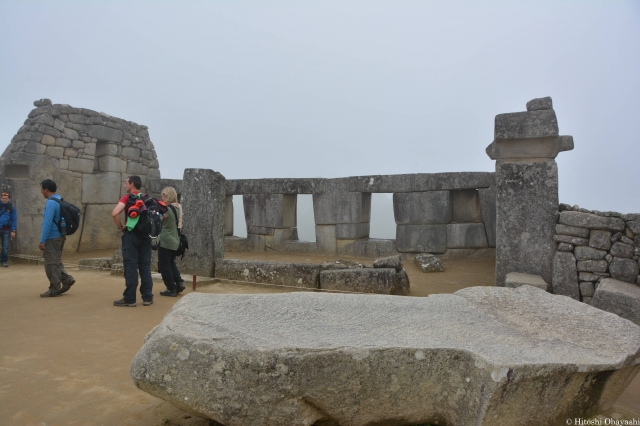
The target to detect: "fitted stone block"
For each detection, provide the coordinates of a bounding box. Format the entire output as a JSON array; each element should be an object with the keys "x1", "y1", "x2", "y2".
[
  {"x1": 609, "y1": 257, "x2": 640, "y2": 283},
  {"x1": 451, "y1": 189, "x2": 482, "y2": 223},
  {"x1": 315, "y1": 225, "x2": 337, "y2": 254},
  {"x1": 243, "y1": 194, "x2": 296, "y2": 228},
  {"x1": 95, "y1": 142, "x2": 119, "y2": 157},
  {"x1": 577, "y1": 260, "x2": 608, "y2": 273},
  {"x1": 589, "y1": 230, "x2": 612, "y2": 250},
  {"x1": 180, "y1": 169, "x2": 226, "y2": 277},
  {"x1": 552, "y1": 252, "x2": 579, "y2": 300},
  {"x1": 88, "y1": 125, "x2": 123, "y2": 143},
  {"x1": 574, "y1": 246, "x2": 607, "y2": 261},
  {"x1": 495, "y1": 161, "x2": 558, "y2": 286},
  {"x1": 478, "y1": 180, "x2": 496, "y2": 247},
  {"x1": 313, "y1": 191, "x2": 371, "y2": 224},
  {"x1": 610, "y1": 242, "x2": 634, "y2": 259},
  {"x1": 555, "y1": 224, "x2": 589, "y2": 238},
  {"x1": 224, "y1": 195, "x2": 233, "y2": 236},
  {"x1": 560, "y1": 211, "x2": 625, "y2": 232},
  {"x1": 591, "y1": 278, "x2": 640, "y2": 326},
  {"x1": 121, "y1": 147, "x2": 141, "y2": 160},
  {"x1": 81, "y1": 172, "x2": 122, "y2": 204},
  {"x1": 78, "y1": 204, "x2": 122, "y2": 251},
  {"x1": 396, "y1": 224, "x2": 447, "y2": 253},
  {"x1": 335, "y1": 223, "x2": 370, "y2": 239},
  {"x1": 98, "y1": 156, "x2": 127, "y2": 173},
  {"x1": 446, "y1": 223, "x2": 488, "y2": 248},
  {"x1": 67, "y1": 157, "x2": 94, "y2": 174},
  {"x1": 215, "y1": 259, "x2": 320, "y2": 289},
  {"x1": 494, "y1": 109, "x2": 559, "y2": 140},
  {"x1": 393, "y1": 191, "x2": 451, "y2": 225},
  {"x1": 526, "y1": 97, "x2": 553, "y2": 111},
  {"x1": 319, "y1": 268, "x2": 400, "y2": 294}
]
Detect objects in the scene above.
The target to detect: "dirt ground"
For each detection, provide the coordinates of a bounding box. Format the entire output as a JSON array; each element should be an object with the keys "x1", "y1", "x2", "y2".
[{"x1": 0, "y1": 250, "x2": 638, "y2": 426}]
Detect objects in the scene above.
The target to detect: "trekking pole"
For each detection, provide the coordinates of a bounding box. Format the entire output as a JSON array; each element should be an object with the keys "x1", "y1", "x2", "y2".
[{"x1": 192, "y1": 274, "x2": 197, "y2": 291}]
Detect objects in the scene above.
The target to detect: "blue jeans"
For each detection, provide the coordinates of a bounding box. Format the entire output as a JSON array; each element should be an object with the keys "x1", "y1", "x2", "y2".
[
  {"x1": 121, "y1": 231, "x2": 153, "y2": 303},
  {"x1": 0, "y1": 230, "x2": 10, "y2": 263}
]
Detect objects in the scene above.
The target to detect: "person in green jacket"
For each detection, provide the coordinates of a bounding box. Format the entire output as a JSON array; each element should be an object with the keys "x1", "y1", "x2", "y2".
[{"x1": 157, "y1": 187, "x2": 184, "y2": 297}]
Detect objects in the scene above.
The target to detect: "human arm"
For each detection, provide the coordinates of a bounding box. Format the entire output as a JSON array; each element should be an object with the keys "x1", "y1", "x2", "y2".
[
  {"x1": 112, "y1": 202, "x2": 126, "y2": 232},
  {"x1": 11, "y1": 206, "x2": 17, "y2": 235}
]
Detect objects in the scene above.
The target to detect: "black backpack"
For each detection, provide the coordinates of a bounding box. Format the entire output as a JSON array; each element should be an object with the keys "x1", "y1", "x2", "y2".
[
  {"x1": 127, "y1": 194, "x2": 165, "y2": 239},
  {"x1": 50, "y1": 197, "x2": 81, "y2": 236},
  {"x1": 168, "y1": 205, "x2": 188, "y2": 259}
]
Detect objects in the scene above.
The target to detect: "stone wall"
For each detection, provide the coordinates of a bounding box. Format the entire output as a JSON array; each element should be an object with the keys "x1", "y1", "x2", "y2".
[
  {"x1": 552, "y1": 204, "x2": 640, "y2": 303},
  {"x1": 160, "y1": 172, "x2": 496, "y2": 259},
  {"x1": 0, "y1": 99, "x2": 161, "y2": 255}
]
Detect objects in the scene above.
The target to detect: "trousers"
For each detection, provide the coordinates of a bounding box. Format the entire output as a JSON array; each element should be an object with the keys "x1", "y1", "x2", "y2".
[
  {"x1": 43, "y1": 236, "x2": 74, "y2": 292},
  {"x1": 122, "y1": 231, "x2": 153, "y2": 303}
]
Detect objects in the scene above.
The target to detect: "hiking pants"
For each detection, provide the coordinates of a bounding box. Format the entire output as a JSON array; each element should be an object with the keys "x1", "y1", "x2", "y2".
[
  {"x1": 43, "y1": 236, "x2": 74, "y2": 292},
  {"x1": 122, "y1": 231, "x2": 153, "y2": 303},
  {"x1": 0, "y1": 230, "x2": 10, "y2": 263},
  {"x1": 157, "y1": 246, "x2": 180, "y2": 292}
]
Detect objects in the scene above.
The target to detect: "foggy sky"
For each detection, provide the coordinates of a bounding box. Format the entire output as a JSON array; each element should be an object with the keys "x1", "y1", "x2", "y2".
[{"x1": 1, "y1": 1, "x2": 639, "y2": 237}]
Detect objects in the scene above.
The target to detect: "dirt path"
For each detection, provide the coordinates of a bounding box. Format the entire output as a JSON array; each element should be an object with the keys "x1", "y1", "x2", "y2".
[{"x1": 0, "y1": 252, "x2": 637, "y2": 425}]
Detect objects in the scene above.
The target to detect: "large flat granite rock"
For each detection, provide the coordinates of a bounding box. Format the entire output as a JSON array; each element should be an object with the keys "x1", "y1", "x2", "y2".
[{"x1": 131, "y1": 287, "x2": 640, "y2": 426}]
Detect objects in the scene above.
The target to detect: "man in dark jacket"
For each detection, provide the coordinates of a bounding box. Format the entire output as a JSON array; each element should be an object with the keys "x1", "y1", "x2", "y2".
[{"x1": 0, "y1": 191, "x2": 17, "y2": 267}]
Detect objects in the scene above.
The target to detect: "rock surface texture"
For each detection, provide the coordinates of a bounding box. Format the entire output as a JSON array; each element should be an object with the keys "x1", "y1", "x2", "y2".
[
  {"x1": 591, "y1": 278, "x2": 640, "y2": 326},
  {"x1": 131, "y1": 287, "x2": 640, "y2": 426}
]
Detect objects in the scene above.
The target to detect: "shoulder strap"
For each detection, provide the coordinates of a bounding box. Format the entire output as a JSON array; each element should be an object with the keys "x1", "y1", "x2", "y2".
[{"x1": 168, "y1": 205, "x2": 180, "y2": 234}]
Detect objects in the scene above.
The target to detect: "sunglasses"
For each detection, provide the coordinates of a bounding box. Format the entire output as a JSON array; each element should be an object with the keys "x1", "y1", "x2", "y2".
[{"x1": 1, "y1": 193, "x2": 9, "y2": 197}]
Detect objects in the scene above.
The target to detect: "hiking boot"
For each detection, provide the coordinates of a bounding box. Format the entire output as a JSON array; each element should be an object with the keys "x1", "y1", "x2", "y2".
[
  {"x1": 143, "y1": 299, "x2": 153, "y2": 306},
  {"x1": 58, "y1": 279, "x2": 75, "y2": 295},
  {"x1": 160, "y1": 290, "x2": 177, "y2": 297},
  {"x1": 2, "y1": 262, "x2": 8, "y2": 267},
  {"x1": 176, "y1": 283, "x2": 185, "y2": 294},
  {"x1": 40, "y1": 289, "x2": 61, "y2": 298},
  {"x1": 113, "y1": 298, "x2": 136, "y2": 307}
]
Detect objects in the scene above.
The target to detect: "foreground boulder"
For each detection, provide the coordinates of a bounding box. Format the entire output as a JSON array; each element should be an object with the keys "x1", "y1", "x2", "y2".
[{"x1": 131, "y1": 288, "x2": 640, "y2": 426}]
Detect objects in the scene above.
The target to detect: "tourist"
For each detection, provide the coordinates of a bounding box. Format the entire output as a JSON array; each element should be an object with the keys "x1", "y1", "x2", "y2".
[
  {"x1": 111, "y1": 176, "x2": 153, "y2": 307},
  {"x1": 0, "y1": 191, "x2": 17, "y2": 267},
  {"x1": 39, "y1": 179, "x2": 75, "y2": 297},
  {"x1": 157, "y1": 187, "x2": 185, "y2": 297}
]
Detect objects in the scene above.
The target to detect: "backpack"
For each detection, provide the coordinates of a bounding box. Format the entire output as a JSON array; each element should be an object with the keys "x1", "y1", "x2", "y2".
[
  {"x1": 126, "y1": 193, "x2": 166, "y2": 239},
  {"x1": 168, "y1": 205, "x2": 189, "y2": 259},
  {"x1": 50, "y1": 197, "x2": 81, "y2": 236}
]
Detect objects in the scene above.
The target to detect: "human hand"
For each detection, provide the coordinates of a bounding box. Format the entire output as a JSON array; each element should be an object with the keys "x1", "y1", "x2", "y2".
[
  {"x1": 10, "y1": 231, "x2": 15, "y2": 239},
  {"x1": 39, "y1": 242, "x2": 45, "y2": 251}
]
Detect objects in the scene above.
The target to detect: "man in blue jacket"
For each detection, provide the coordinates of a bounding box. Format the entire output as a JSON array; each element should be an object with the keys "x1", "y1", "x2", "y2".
[
  {"x1": 0, "y1": 191, "x2": 17, "y2": 267},
  {"x1": 39, "y1": 179, "x2": 75, "y2": 298}
]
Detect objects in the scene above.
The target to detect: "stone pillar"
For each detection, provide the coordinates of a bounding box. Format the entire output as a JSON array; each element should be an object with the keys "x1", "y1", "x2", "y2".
[
  {"x1": 180, "y1": 168, "x2": 226, "y2": 277},
  {"x1": 313, "y1": 191, "x2": 371, "y2": 254},
  {"x1": 486, "y1": 97, "x2": 574, "y2": 286},
  {"x1": 243, "y1": 194, "x2": 297, "y2": 251}
]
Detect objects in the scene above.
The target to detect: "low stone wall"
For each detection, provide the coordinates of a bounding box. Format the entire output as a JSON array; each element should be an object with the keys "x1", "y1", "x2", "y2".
[
  {"x1": 161, "y1": 172, "x2": 496, "y2": 259},
  {"x1": 552, "y1": 204, "x2": 640, "y2": 304}
]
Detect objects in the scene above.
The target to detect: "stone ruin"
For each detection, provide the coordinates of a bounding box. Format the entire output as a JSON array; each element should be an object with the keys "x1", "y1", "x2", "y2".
[
  {"x1": 0, "y1": 99, "x2": 161, "y2": 255},
  {"x1": 3, "y1": 97, "x2": 640, "y2": 424}
]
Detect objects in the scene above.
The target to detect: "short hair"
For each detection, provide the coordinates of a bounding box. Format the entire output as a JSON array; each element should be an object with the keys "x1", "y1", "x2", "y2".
[
  {"x1": 127, "y1": 176, "x2": 142, "y2": 190},
  {"x1": 161, "y1": 187, "x2": 178, "y2": 204},
  {"x1": 41, "y1": 179, "x2": 57, "y2": 193},
  {"x1": 1, "y1": 191, "x2": 10, "y2": 198}
]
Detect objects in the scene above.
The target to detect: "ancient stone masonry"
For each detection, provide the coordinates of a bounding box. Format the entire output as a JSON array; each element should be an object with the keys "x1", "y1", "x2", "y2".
[
  {"x1": 0, "y1": 99, "x2": 161, "y2": 255},
  {"x1": 486, "y1": 96, "x2": 574, "y2": 287},
  {"x1": 552, "y1": 204, "x2": 640, "y2": 307},
  {"x1": 159, "y1": 172, "x2": 497, "y2": 260}
]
